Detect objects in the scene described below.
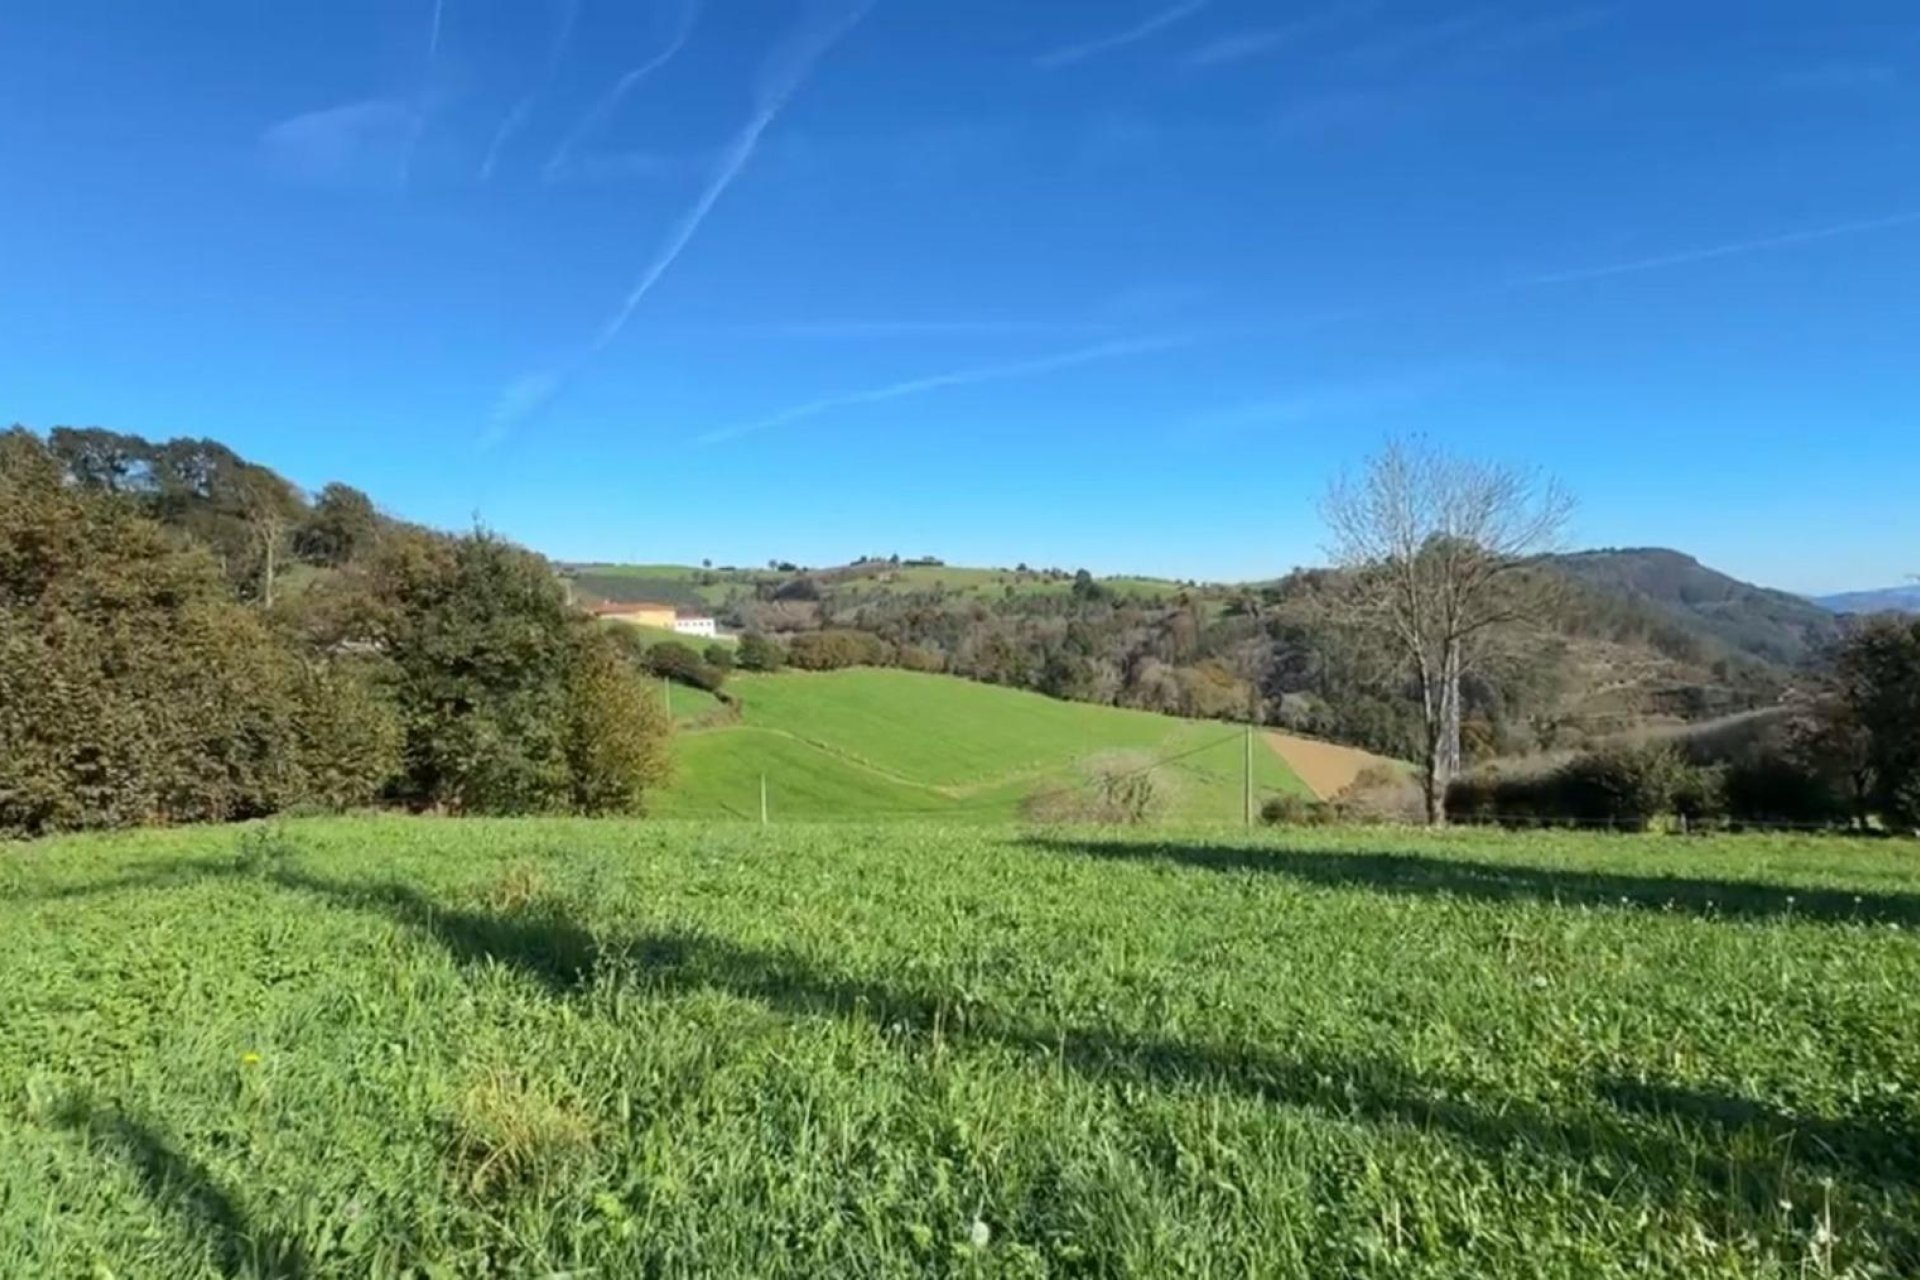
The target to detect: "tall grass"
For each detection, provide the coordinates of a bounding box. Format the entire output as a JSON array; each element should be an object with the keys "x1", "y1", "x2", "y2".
[{"x1": 4, "y1": 817, "x2": 1917, "y2": 1276}]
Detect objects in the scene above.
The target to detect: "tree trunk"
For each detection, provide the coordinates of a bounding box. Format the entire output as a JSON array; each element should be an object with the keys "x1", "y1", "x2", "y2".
[{"x1": 1419, "y1": 649, "x2": 1464, "y2": 827}]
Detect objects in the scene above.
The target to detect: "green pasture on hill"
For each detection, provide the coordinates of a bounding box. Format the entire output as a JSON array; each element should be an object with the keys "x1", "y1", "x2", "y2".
[
  {"x1": 657, "y1": 668, "x2": 1307, "y2": 820},
  {"x1": 4, "y1": 818, "x2": 1918, "y2": 1276}
]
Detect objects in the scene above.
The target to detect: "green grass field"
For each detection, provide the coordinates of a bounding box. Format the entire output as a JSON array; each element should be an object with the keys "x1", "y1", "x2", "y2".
[
  {"x1": 658, "y1": 669, "x2": 1307, "y2": 820},
  {"x1": 5, "y1": 818, "x2": 1917, "y2": 1276}
]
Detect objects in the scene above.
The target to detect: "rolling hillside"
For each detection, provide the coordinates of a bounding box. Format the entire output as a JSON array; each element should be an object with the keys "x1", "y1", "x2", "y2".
[
  {"x1": 565, "y1": 559, "x2": 1188, "y2": 610},
  {"x1": 655, "y1": 668, "x2": 1307, "y2": 821},
  {"x1": 1544, "y1": 548, "x2": 1840, "y2": 667}
]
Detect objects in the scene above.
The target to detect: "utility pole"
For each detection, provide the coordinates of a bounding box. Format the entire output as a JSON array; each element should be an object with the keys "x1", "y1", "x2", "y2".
[
  {"x1": 760, "y1": 773, "x2": 769, "y2": 826},
  {"x1": 1243, "y1": 719, "x2": 1254, "y2": 827}
]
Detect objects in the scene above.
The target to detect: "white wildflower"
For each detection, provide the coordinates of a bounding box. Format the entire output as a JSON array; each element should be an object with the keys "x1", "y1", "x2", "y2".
[{"x1": 969, "y1": 1218, "x2": 991, "y2": 1249}]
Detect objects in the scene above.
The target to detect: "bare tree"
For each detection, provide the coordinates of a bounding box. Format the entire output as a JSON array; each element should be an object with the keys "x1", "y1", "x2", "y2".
[{"x1": 1322, "y1": 436, "x2": 1573, "y2": 825}]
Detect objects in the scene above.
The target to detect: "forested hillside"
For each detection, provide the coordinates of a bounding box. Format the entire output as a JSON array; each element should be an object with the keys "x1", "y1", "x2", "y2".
[
  {"x1": 582, "y1": 555, "x2": 1796, "y2": 765},
  {"x1": 1544, "y1": 547, "x2": 1840, "y2": 667}
]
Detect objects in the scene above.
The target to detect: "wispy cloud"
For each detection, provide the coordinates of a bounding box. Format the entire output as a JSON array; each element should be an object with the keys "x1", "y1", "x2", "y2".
[
  {"x1": 1183, "y1": 4, "x2": 1372, "y2": 69},
  {"x1": 1465, "y1": 5, "x2": 1614, "y2": 59},
  {"x1": 487, "y1": 0, "x2": 875, "y2": 446},
  {"x1": 697, "y1": 336, "x2": 1188, "y2": 445},
  {"x1": 260, "y1": 98, "x2": 420, "y2": 188},
  {"x1": 1523, "y1": 211, "x2": 1920, "y2": 288},
  {"x1": 1035, "y1": 0, "x2": 1209, "y2": 69},
  {"x1": 1777, "y1": 63, "x2": 1902, "y2": 95},
  {"x1": 1182, "y1": 370, "x2": 1472, "y2": 440},
  {"x1": 1338, "y1": 9, "x2": 1494, "y2": 74},
  {"x1": 480, "y1": 372, "x2": 565, "y2": 451},
  {"x1": 480, "y1": 99, "x2": 536, "y2": 182},
  {"x1": 544, "y1": 0, "x2": 702, "y2": 183},
  {"x1": 481, "y1": 0, "x2": 582, "y2": 181},
  {"x1": 428, "y1": 0, "x2": 447, "y2": 60},
  {"x1": 1271, "y1": 87, "x2": 1413, "y2": 141},
  {"x1": 750, "y1": 319, "x2": 1119, "y2": 339}
]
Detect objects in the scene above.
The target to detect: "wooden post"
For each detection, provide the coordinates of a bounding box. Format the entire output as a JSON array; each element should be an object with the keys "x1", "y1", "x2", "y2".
[
  {"x1": 1243, "y1": 721, "x2": 1254, "y2": 827},
  {"x1": 760, "y1": 773, "x2": 769, "y2": 826}
]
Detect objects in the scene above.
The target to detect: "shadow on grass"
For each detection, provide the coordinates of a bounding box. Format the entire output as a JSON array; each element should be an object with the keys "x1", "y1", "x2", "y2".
[
  {"x1": 40, "y1": 854, "x2": 1920, "y2": 1265},
  {"x1": 1022, "y1": 836, "x2": 1920, "y2": 926},
  {"x1": 5, "y1": 856, "x2": 264, "y2": 905},
  {"x1": 54, "y1": 1099, "x2": 310, "y2": 1279},
  {"x1": 269, "y1": 868, "x2": 601, "y2": 993},
  {"x1": 265, "y1": 865, "x2": 1920, "y2": 1232}
]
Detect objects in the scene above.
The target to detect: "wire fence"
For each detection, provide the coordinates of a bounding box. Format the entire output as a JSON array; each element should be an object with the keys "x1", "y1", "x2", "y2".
[{"x1": 655, "y1": 722, "x2": 1904, "y2": 837}]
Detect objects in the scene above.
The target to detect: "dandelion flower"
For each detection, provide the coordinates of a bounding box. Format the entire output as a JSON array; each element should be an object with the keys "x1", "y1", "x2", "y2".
[
  {"x1": 969, "y1": 1218, "x2": 991, "y2": 1249},
  {"x1": 241, "y1": 1051, "x2": 262, "y2": 1067}
]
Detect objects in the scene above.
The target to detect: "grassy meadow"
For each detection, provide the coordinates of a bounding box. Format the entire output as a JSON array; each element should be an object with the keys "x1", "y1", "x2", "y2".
[
  {"x1": 657, "y1": 669, "x2": 1308, "y2": 821},
  {"x1": 4, "y1": 817, "x2": 1919, "y2": 1276}
]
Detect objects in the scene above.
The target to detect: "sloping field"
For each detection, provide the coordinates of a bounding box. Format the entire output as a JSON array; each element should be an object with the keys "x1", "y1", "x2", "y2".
[
  {"x1": 1266, "y1": 730, "x2": 1396, "y2": 799},
  {"x1": 657, "y1": 668, "x2": 1306, "y2": 821},
  {"x1": 5, "y1": 817, "x2": 1917, "y2": 1276}
]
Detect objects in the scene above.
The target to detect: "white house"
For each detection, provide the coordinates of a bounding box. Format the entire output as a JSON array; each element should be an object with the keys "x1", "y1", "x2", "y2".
[{"x1": 672, "y1": 613, "x2": 717, "y2": 638}]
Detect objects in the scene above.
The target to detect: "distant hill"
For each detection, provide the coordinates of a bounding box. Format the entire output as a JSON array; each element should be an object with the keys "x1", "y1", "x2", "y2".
[
  {"x1": 563, "y1": 559, "x2": 1188, "y2": 610},
  {"x1": 1542, "y1": 548, "x2": 1840, "y2": 668},
  {"x1": 1814, "y1": 585, "x2": 1920, "y2": 615}
]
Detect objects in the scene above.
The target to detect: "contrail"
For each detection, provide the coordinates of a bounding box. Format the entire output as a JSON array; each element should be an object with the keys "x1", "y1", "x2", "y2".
[
  {"x1": 545, "y1": 0, "x2": 703, "y2": 183},
  {"x1": 481, "y1": 99, "x2": 535, "y2": 181},
  {"x1": 484, "y1": 0, "x2": 875, "y2": 445},
  {"x1": 696, "y1": 336, "x2": 1188, "y2": 444},
  {"x1": 1035, "y1": 0, "x2": 1209, "y2": 69},
  {"x1": 588, "y1": 0, "x2": 874, "y2": 354},
  {"x1": 481, "y1": 0, "x2": 581, "y2": 181},
  {"x1": 404, "y1": 0, "x2": 449, "y2": 188},
  {"x1": 1524, "y1": 211, "x2": 1920, "y2": 288}
]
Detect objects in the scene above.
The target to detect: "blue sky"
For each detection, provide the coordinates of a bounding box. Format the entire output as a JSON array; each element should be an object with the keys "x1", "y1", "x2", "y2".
[{"x1": 2, "y1": 0, "x2": 1916, "y2": 592}]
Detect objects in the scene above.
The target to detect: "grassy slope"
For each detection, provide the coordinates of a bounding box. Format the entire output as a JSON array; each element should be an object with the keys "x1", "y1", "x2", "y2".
[
  {"x1": 4, "y1": 818, "x2": 1917, "y2": 1277},
  {"x1": 659, "y1": 669, "x2": 1306, "y2": 820}
]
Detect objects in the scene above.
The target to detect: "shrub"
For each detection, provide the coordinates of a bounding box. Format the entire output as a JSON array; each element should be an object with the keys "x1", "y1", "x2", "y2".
[
  {"x1": 1022, "y1": 753, "x2": 1169, "y2": 825},
  {"x1": 735, "y1": 632, "x2": 785, "y2": 672},
  {"x1": 1260, "y1": 793, "x2": 1340, "y2": 826},
  {"x1": 647, "y1": 640, "x2": 726, "y2": 692},
  {"x1": 566, "y1": 630, "x2": 673, "y2": 814},
  {"x1": 785, "y1": 629, "x2": 894, "y2": 671},
  {"x1": 290, "y1": 660, "x2": 403, "y2": 811},
  {"x1": 1337, "y1": 763, "x2": 1425, "y2": 824},
  {"x1": 1722, "y1": 753, "x2": 1848, "y2": 828}
]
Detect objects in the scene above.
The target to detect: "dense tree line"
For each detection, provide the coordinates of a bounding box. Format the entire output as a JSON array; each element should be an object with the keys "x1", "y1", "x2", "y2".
[
  {"x1": 1446, "y1": 618, "x2": 1920, "y2": 832},
  {"x1": 1, "y1": 427, "x2": 672, "y2": 838}
]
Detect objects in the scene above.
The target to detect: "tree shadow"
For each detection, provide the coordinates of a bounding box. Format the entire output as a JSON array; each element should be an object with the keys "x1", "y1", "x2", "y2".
[
  {"x1": 1597, "y1": 1077, "x2": 1920, "y2": 1192},
  {"x1": 4, "y1": 856, "x2": 262, "y2": 905},
  {"x1": 54, "y1": 1098, "x2": 311, "y2": 1278},
  {"x1": 263, "y1": 866, "x2": 1920, "y2": 1230},
  {"x1": 1021, "y1": 836, "x2": 1920, "y2": 925},
  {"x1": 46, "y1": 855, "x2": 1918, "y2": 1265},
  {"x1": 267, "y1": 868, "x2": 601, "y2": 994}
]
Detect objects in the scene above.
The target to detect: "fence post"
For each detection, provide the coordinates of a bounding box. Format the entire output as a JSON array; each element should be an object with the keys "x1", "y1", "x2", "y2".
[{"x1": 760, "y1": 773, "x2": 768, "y2": 826}]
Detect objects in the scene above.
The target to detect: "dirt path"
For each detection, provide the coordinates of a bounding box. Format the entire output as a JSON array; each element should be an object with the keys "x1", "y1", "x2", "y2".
[{"x1": 1265, "y1": 732, "x2": 1390, "y2": 800}]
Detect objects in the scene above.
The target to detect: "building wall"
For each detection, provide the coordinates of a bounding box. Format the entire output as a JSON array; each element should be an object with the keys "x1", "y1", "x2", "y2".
[
  {"x1": 601, "y1": 605, "x2": 677, "y2": 628},
  {"x1": 672, "y1": 616, "x2": 717, "y2": 638}
]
